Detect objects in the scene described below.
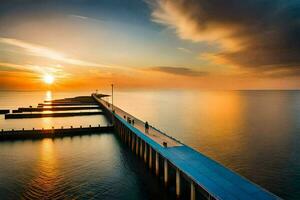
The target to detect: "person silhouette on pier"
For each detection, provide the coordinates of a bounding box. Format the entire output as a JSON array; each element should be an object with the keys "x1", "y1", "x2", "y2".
[{"x1": 145, "y1": 121, "x2": 149, "y2": 134}]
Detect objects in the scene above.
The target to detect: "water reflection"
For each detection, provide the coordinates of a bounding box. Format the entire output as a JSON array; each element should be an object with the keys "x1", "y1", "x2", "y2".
[
  {"x1": 113, "y1": 90, "x2": 300, "y2": 199},
  {"x1": 22, "y1": 139, "x2": 63, "y2": 199},
  {"x1": 43, "y1": 91, "x2": 53, "y2": 115},
  {"x1": 0, "y1": 90, "x2": 300, "y2": 199},
  {"x1": 45, "y1": 91, "x2": 52, "y2": 102},
  {"x1": 187, "y1": 91, "x2": 245, "y2": 162}
]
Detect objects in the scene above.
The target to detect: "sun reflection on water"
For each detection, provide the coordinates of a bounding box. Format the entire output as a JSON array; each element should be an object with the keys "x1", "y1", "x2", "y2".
[
  {"x1": 42, "y1": 91, "x2": 53, "y2": 128},
  {"x1": 22, "y1": 139, "x2": 63, "y2": 199},
  {"x1": 45, "y1": 91, "x2": 52, "y2": 101}
]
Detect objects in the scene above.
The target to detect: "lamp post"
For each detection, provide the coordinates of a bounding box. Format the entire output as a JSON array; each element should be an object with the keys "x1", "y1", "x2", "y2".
[
  {"x1": 111, "y1": 84, "x2": 114, "y2": 112},
  {"x1": 111, "y1": 84, "x2": 114, "y2": 125}
]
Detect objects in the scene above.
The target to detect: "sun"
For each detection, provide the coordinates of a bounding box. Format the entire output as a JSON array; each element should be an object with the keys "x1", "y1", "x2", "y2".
[{"x1": 43, "y1": 74, "x2": 54, "y2": 85}]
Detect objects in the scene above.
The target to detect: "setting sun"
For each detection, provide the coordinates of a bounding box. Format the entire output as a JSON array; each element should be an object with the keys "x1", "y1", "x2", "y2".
[{"x1": 43, "y1": 74, "x2": 54, "y2": 85}]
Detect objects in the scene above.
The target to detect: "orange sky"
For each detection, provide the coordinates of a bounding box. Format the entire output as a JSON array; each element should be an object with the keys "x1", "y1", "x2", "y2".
[{"x1": 0, "y1": 0, "x2": 300, "y2": 91}]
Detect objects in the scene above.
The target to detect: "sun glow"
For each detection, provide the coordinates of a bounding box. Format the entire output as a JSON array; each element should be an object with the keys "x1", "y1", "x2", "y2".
[{"x1": 43, "y1": 74, "x2": 54, "y2": 84}]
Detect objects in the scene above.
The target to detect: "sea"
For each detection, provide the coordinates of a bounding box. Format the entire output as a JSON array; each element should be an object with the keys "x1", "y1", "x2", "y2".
[{"x1": 0, "y1": 90, "x2": 299, "y2": 199}]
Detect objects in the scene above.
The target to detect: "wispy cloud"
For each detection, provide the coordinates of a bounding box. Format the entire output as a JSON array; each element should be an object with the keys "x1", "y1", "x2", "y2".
[
  {"x1": 69, "y1": 14, "x2": 89, "y2": 20},
  {"x1": 0, "y1": 62, "x2": 68, "y2": 78},
  {"x1": 177, "y1": 47, "x2": 192, "y2": 54},
  {"x1": 0, "y1": 62, "x2": 32, "y2": 73},
  {"x1": 150, "y1": 66, "x2": 208, "y2": 77},
  {"x1": 0, "y1": 37, "x2": 104, "y2": 67}
]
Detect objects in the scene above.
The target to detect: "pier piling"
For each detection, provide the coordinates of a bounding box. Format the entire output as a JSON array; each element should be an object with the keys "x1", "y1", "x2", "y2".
[
  {"x1": 140, "y1": 140, "x2": 143, "y2": 158},
  {"x1": 164, "y1": 158, "x2": 168, "y2": 186},
  {"x1": 144, "y1": 142, "x2": 147, "y2": 163},
  {"x1": 190, "y1": 182, "x2": 195, "y2": 200},
  {"x1": 176, "y1": 168, "x2": 181, "y2": 198},
  {"x1": 155, "y1": 151, "x2": 159, "y2": 176},
  {"x1": 136, "y1": 137, "x2": 139, "y2": 155},
  {"x1": 149, "y1": 147, "x2": 152, "y2": 169}
]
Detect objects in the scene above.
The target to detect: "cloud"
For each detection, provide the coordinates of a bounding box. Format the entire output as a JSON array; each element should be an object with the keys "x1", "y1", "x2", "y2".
[
  {"x1": 150, "y1": 66, "x2": 208, "y2": 77},
  {"x1": 150, "y1": 0, "x2": 300, "y2": 76},
  {"x1": 69, "y1": 15, "x2": 89, "y2": 20},
  {"x1": 177, "y1": 47, "x2": 192, "y2": 53},
  {"x1": 0, "y1": 37, "x2": 105, "y2": 67},
  {"x1": 0, "y1": 62, "x2": 32, "y2": 73},
  {"x1": 0, "y1": 62, "x2": 68, "y2": 78}
]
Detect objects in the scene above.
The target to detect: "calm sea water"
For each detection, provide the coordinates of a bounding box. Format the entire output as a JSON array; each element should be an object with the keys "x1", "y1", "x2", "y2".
[{"x1": 1, "y1": 90, "x2": 300, "y2": 199}]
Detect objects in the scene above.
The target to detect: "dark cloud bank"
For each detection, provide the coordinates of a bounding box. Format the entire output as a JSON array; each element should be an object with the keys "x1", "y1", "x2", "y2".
[
  {"x1": 151, "y1": 66, "x2": 207, "y2": 77},
  {"x1": 151, "y1": 0, "x2": 300, "y2": 77}
]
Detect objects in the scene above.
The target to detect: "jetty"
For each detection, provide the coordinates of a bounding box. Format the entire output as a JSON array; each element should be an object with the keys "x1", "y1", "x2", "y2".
[
  {"x1": 38, "y1": 102, "x2": 98, "y2": 107},
  {"x1": 1, "y1": 96, "x2": 109, "y2": 140},
  {"x1": 12, "y1": 106, "x2": 100, "y2": 113},
  {"x1": 5, "y1": 111, "x2": 103, "y2": 119},
  {"x1": 0, "y1": 125, "x2": 113, "y2": 141},
  {"x1": 92, "y1": 93, "x2": 280, "y2": 200},
  {"x1": 0, "y1": 109, "x2": 9, "y2": 114}
]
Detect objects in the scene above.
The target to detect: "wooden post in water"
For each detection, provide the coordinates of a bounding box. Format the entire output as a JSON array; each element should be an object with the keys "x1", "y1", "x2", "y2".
[
  {"x1": 156, "y1": 151, "x2": 159, "y2": 176},
  {"x1": 128, "y1": 131, "x2": 131, "y2": 147},
  {"x1": 176, "y1": 168, "x2": 181, "y2": 198},
  {"x1": 191, "y1": 182, "x2": 196, "y2": 200},
  {"x1": 149, "y1": 146, "x2": 152, "y2": 169},
  {"x1": 144, "y1": 142, "x2": 147, "y2": 163},
  {"x1": 136, "y1": 137, "x2": 139, "y2": 155},
  {"x1": 164, "y1": 158, "x2": 168, "y2": 186},
  {"x1": 123, "y1": 127, "x2": 125, "y2": 140},
  {"x1": 125, "y1": 129, "x2": 127, "y2": 143},
  {"x1": 132, "y1": 134, "x2": 135, "y2": 151},
  {"x1": 140, "y1": 140, "x2": 143, "y2": 157}
]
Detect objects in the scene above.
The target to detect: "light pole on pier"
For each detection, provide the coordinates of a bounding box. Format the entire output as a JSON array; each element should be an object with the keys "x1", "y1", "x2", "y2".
[
  {"x1": 111, "y1": 84, "x2": 114, "y2": 125},
  {"x1": 111, "y1": 84, "x2": 114, "y2": 112}
]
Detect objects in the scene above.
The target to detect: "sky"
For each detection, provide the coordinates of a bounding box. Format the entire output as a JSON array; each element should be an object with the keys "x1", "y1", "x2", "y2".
[{"x1": 0, "y1": 0, "x2": 300, "y2": 90}]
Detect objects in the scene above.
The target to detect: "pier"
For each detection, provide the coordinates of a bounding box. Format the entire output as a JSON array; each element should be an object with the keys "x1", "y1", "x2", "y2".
[
  {"x1": 0, "y1": 93, "x2": 281, "y2": 199},
  {"x1": 92, "y1": 93, "x2": 280, "y2": 200},
  {"x1": 0, "y1": 95, "x2": 109, "y2": 140},
  {"x1": 12, "y1": 106, "x2": 100, "y2": 113},
  {"x1": 5, "y1": 111, "x2": 104, "y2": 119},
  {"x1": 0, "y1": 125, "x2": 113, "y2": 141},
  {"x1": 38, "y1": 102, "x2": 98, "y2": 107},
  {"x1": 0, "y1": 109, "x2": 9, "y2": 114}
]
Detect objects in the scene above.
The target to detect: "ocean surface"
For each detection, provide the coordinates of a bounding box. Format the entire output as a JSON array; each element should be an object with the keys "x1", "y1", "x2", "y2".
[{"x1": 0, "y1": 90, "x2": 300, "y2": 199}]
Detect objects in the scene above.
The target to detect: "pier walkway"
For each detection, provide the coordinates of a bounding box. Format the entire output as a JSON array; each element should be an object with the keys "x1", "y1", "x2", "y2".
[
  {"x1": 99, "y1": 100, "x2": 180, "y2": 147},
  {"x1": 93, "y1": 94, "x2": 279, "y2": 200}
]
